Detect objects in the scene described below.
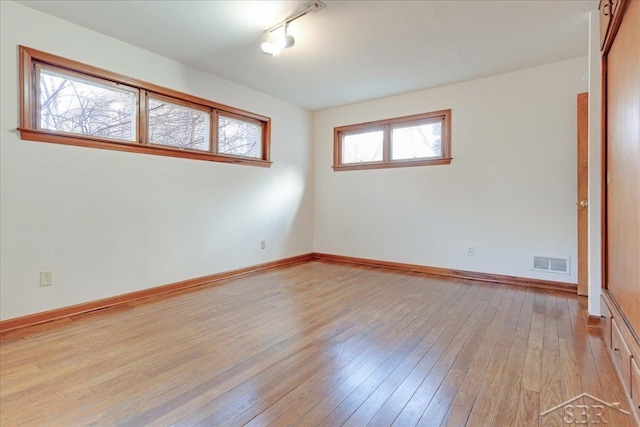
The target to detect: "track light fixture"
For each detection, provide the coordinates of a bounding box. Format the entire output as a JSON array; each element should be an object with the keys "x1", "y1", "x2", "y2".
[
  {"x1": 260, "y1": 23, "x2": 295, "y2": 56},
  {"x1": 260, "y1": 1, "x2": 327, "y2": 56}
]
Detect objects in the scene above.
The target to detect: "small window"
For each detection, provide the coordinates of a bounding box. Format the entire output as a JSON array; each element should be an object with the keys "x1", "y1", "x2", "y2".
[
  {"x1": 38, "y1": 65, "x2": 137, "y2": 142},
  {"x1": 333, "y1": 110, "x2": 451, "y2": 171},
  {"x1": 218, "y1": 114, "x2": 263, "y2": 159},
  {"x1": 148, "y1": 97, "x2": 210, "y2": 152}
]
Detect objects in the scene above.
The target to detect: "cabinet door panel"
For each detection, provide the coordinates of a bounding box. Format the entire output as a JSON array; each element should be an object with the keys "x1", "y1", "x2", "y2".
[
  {"x1": 601, "y1": 296, "x2": 613, "y2": 349},
  {"x1": 606, "y1": 0, "x2": 640, "y2": 335},
  {"x1": 612, "y1": 319, "x2": 632, "y2": 389},
  {"x1": 632, "y1": 358, "x2": 640, "y2": 414}
]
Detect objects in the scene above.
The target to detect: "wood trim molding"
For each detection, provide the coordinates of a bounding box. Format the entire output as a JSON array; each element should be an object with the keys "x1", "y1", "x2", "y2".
[
  {"x1": 332, "y1": 109, "x2": 452, "y2": 171},
  {"x1": 18, "y1": 45, "x2": 272, "y2": 167},
  {"x1": 20, "y1": 46, "x2": 269, "y2": 121},
  {"x1": 0, "y1": 253, "x2": 313, "y2": 334},
  {"x1": 312, "y1": 253, "x2": 578, "y2": 293},
  {"x1": 602, "y1": 0, "x2": 631, "y2": 55},
  {"x1": 601, "y1": 52, "x2": 609, "y2": 291},
  {"x1": 588, "y1": 314, "x2": 602, "y2": 328},
  {"x1": 17, "y1": 129, "x2": 272, "y2": 167},
  {"x1": 333, "y1": 157, "x2": 452, "y2": 171}
]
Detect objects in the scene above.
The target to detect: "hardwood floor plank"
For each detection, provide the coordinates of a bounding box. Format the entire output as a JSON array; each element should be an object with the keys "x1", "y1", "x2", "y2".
[
  {"x1": 542, "y1": 292, "x2": 560, "y2": 351},
  {"x1": 489, "y1": 290, "x2": 536, "y2": 426},
  {"x1": 184, "y1": 281, "x2": 446, "y2": 426},
  {"x1": 344, "y1": 285, "x2": 507, "y2": 427},
  {"x1": 388, "y1": 284, "x2": 499, "y2": 426},
  {"x1": 462, "y1": 289, "x2": 525, "y2": 426},
  {"x1": 364, "y1": 283, "x2": 489, "y2": 427},
  {"x1": 539, "y1": 350, "x2": 564, "y2": 427},
  {"x1": 298, "y1": 281, "x2": 490, "y2": 427},
  {"x1": 462, "y1": 347, "x2": 509, "y2": 427},
  {"x1": 521, "y1": 290, "x2": 545, "y2": 394},
  {"x1": 244, "y1": 276, "x2": 464, "y2": 427},
  {"x1": 440, "y1": 286, "x2": 517, "y2": 427},
  {"x1": 414, "y1": 285, "x2": 511, "y2": 426},
  {"x1": 0, "y1": 261, "x2": 633, "y2": 427},
  {"x1": 515, "y1": 387, "x2": 541, "y2": 427},
  {"x1": 153, "y1": 271, "x2": 452, "y2": 426}
]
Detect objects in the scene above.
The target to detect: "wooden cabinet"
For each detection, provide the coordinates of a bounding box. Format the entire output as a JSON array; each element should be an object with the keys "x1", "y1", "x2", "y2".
[
  {"x1": 603, "y1": 295, "x2": 640, "y2": 421},
  {"x1": 601, "y1": 295, "x2": 613, "y2": 349},
  {"x1": 599, "y1": 0, "x2": 612, "y2": 48},
  {"x1": 613, "y1": 319, "x2": 633, "y2": 388},
  {"x1": 605, "y1": 0, "x2": 640, "y2": 336},
  {"x1": 601, "y1": 0, "x2": 640, "y2": 422},
  {"x1": 599, "y1": 0, "x2": 622, "y2": 49},
  {"x1": 633, "y1": 358, "x2": 640, "y2": 413}
]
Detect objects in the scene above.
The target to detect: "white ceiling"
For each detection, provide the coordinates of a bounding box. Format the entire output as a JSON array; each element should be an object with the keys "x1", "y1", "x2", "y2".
[{"x1": 17, "y1": 0, "x2": 597, "y2": 111}]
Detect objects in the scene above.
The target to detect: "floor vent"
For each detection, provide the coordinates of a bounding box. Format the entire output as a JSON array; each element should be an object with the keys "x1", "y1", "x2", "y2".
[{"x1": 532, "y1": 256, "x2": 570, "y2": 274}]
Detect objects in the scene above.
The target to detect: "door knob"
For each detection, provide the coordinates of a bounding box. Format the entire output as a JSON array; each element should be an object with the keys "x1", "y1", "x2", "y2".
[{"x1": 580, "y1": 200, "x2": 589, "y2": 208}]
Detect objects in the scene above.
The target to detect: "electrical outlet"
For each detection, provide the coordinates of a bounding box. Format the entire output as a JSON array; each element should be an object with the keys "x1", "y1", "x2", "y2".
[
  {"x1": 467, "y1": 246, "x2": 475, "y2": 256},
  {"x1": 260, "y1": 240, "x2": 266, "y2": 250},
  {"x1": 40, "y1": 270, "x2": 53, "y2": 287}
]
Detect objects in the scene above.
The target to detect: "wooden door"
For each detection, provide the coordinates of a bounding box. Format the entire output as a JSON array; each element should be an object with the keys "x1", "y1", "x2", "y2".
[
  {"x1": 577, "y1": 93, "x2": 589, "y2": 296},
  {"x1": 605, "y1": 0, "x2": 640, "y2": 334}
]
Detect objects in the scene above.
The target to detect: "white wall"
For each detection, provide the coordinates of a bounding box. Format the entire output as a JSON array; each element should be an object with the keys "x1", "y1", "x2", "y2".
[
  {"x1": 0, "y1": 1, "x2": 314, "y2": 320},
  {"x1": 587, "y1": 10, "x2": 602, "y2": 316},
  {"x1": 313, "y1": 57, "x2": 588, "y2": 283},
  {"x1": 0, "y1": 1, "x2": 593, "y2": 322}
]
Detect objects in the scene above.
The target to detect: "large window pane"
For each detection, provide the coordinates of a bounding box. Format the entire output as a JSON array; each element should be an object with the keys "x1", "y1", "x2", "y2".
[
  {"x1": 218, "y1": 115, "x2": 262, "y2": 158},
  {"x1": 342, "y1": 130, "x2": 383, "y2": 164},
  {"x1": 148, "y1": 98, "x2": 210, "y2": 151},
  {"x1": 391, "y1": 122, "x2": 442, "y2": 160},
  {"x1": 39, "y1": 69, "x2": 136, "y2": 141}
]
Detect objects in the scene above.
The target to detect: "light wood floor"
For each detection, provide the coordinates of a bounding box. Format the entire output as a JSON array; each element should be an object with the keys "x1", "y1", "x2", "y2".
[{"x1": 0, "y1": 260, "x2": 634, "y2": 426}]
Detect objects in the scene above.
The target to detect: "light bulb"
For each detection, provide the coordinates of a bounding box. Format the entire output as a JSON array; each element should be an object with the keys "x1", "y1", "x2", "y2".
[
  {"x1": 260, "y1": 41, "x2": 282, "y2": 56},
  {"x1": 260, "y1": 26, "x2": 295, "y2": 56}
]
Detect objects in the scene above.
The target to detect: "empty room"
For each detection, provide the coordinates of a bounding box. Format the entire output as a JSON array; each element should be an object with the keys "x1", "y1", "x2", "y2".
[{"x1": 1, "y1": 0, "x2": 638, "y2": 426}]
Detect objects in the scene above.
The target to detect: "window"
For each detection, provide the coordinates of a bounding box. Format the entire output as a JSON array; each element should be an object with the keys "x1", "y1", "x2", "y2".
[
  {"x1": 342, "y1": 129, "x2": 384, "y2": 164},
  {"x1": 38, "y1": 66, "x2": 137, "y2": 142},
  {"x1": 148, "y1": 96, "x2": 210, "y2": 152},
  {"x1": 218, "y1": 114, "x2": 263, "y2": 158},
  {"x1": 333, "y1": 110, "x2": 451, "y2": 171},
  {"x1": 19, "y1": 46, "x2": 271, "y2": 167}
]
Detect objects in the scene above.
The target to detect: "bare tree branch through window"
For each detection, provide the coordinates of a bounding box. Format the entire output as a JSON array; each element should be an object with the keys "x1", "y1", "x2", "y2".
[
  {"x1": 148, "y1": 98, "x2": 209, "y2": 151},
  {"x1": 39, "y1": 70, "x2": 136, "y2": 141},
  {"x1": 218, "y1": 115, "x2": 262, "y2": 158},
  {"x1": 22, "y1": 46, "x2": 270, "y2": 166}
]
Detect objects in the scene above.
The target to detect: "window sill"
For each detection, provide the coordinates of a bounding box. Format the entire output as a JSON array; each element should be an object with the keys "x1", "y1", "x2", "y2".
[
  {"x1": 332, "y1": 157, "x2": 452, "y2": 171},
  {"x1": 18, "y1": 128, "x2": 272, "y2": 168}
]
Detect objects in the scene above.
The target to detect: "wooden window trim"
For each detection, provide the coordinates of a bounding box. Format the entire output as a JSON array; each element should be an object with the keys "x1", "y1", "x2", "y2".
[
  {"x1": 18, "y1": 45, "x2": 272, "y2": 167},
  {"x1": 333, "y1": 109, "x2": 452, "y2": 171}
]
